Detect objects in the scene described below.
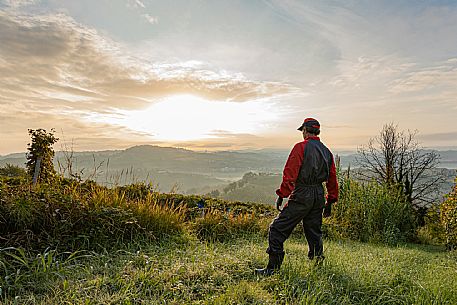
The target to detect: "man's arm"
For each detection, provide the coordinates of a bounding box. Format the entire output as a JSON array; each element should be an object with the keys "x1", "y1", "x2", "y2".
[
  {"x1": 326, "y1": 153, "x2": 339, "y2": 204},
  {"x1": 276, "y1": 142, "x2": 305, "y2": 198}
]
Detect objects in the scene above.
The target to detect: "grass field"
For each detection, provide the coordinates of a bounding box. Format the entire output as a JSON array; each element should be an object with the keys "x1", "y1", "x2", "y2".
[{"x1": 3, "y1": 235, "x2": 456, "y2": 305}]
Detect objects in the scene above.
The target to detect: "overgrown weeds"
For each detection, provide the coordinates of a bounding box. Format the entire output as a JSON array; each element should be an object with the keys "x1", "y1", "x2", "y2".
[
  {"x1": 193, "y1": 209, "x2": 261, "y2": 242},
  {"x1": 0, "y1": 177, "x2": 273, "y2": 252},
  {"x1": 324, "y1": 174, "x2": 417, "y2": 245}
]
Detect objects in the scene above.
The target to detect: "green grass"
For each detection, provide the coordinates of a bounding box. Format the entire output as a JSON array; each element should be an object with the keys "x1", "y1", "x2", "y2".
[{"x1": 2, "y1": 236, "x2": 455, "y2": 304}]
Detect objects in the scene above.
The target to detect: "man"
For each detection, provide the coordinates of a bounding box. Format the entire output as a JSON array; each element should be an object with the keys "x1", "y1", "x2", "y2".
[{"x1": 256, "y1": 117, "x2": 338, "y2": 275}]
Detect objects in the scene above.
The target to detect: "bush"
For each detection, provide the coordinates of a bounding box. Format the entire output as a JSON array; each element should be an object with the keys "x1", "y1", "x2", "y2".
[
  {"x1": 0, "y1": 164, "x2": 27, "y2": 178},
  {"x1": 0, "y1": 178, "x2": 187, "y2": 251},
  {"x1": 324, "y1": 175, "x2": 417, "y2": 245},
  {"x1": 440, "y1": 176, "x2": 457, "y2": 250},
  {"x1": 416, "y1": 205, "x2": 446, "y2": 245}
]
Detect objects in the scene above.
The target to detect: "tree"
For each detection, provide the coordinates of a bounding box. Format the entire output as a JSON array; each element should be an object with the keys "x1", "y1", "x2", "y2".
[
  {"x1": 356, "y1": 123, "x2": 444, "y2": 219},
  {"x1": 26, "y1": 128, "x2": 59, "y2": 183}
]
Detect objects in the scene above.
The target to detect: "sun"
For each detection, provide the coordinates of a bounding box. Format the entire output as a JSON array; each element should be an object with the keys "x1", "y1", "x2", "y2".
[{"x1": 87, "y1": 94, "x2": 279, "y2": 142}]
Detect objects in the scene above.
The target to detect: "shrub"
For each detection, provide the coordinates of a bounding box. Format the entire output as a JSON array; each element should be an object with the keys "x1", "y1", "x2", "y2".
[
  {"x1": 325, "y1": 175, "x2": 417, "y2": 245},
  {"x1": 440, "y1": 176, "x2": 457, "y2": 250},
  {"x1": 0, "y1": 164, "x2": 27, "y2": 178},
  {"x1": 0, "y1": 178, "x2": 187, "y2": 251},
  {"x1": 416, "y1": 205, "x2": 446, "y2": 245},
  {"x1": 26, "y1": 128, "x2": 58, "y2": 183},
  {"x1": 0, "y1": 177, "x2": 273, "y2": 251}
]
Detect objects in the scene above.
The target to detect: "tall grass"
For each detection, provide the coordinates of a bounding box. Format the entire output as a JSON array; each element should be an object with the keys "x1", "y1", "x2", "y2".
[
  {"x1": 0, "y1": 247, "x2": 90, "y2": 297},
  {"x1": 193, "y1": 209, "x2": 262, "y2": 242},
  {"x1": 0, "y1": 178, "x2": 187, "y2": 251},
  {"x1": 324, "y1": 174, "x2": 417, "y2": 244}
]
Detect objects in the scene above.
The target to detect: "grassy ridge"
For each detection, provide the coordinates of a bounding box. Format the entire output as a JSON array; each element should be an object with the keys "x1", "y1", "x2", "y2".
[
  {"x1": 1, "y1": 177, "x2": 456, "y2": 304},
  {"x1": 0, "y1": 178, "x2": 274, "y2": 251},
  {"x1": 1, "y1": 237, "x2": 455, "y2": 304}
]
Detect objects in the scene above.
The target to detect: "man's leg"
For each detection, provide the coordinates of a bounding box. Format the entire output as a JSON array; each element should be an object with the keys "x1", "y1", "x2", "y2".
[
  {"x1": 302, "y1": 201, "x2": 325, "y2": 260},
  {"x1": 267, "y1": 200, "x2": 311, "y2": 255},
  {"x1": 257, "y1": 201, "x2": 310, "y2": 275}
]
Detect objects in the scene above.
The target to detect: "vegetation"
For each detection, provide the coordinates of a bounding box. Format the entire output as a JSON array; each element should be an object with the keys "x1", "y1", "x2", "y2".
[
  {"x1": 1, "y1": 173, "x2": 455, "y2": 303},
  {"x1": 325, "y1": 168, "x2": 417, "y2": 245},
  {"x1": 0, "y1": 164, "x2": 26, "y2": 178},
  {"x1": 0, "y1": 233, "x2": 455, "y2": 304},
  {"x1": 26, "y1": 129, "x2": 59, "y2": 184},
  {"x1": 0, "y1": 129, "x2": 455, "y2": 303},
  {"x1": 0, "y1": 177, "x2": 274, "y2": 252},
  {"x1": 441, "y1": 176, "x2": 457, "y2": 250},
  {"x1": 357, "y1": 123, "x2": 444, "y2": 223}
]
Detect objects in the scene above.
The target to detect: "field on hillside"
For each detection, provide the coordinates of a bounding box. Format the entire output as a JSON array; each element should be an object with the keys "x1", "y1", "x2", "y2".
[
  {"x1": 1, "y1": 172, "x2": 456, "y2": 304},
  {"x1": 1, "y1": 236, "x2": 456, "y2": 304}
]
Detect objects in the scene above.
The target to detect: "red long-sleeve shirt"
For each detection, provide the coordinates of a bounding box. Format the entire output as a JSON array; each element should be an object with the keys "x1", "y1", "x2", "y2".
[{"x1": 276, "y1": 136, "x2": 338, "y2": 204}]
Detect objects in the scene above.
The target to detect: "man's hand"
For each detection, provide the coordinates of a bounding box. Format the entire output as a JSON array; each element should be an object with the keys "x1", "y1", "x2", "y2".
[
  {"x1": 276, "y1": 197, "x2": 283, "y2": 211},
  {"x1": 323, "y1": 203, "x2": 332, "y2": 218}
]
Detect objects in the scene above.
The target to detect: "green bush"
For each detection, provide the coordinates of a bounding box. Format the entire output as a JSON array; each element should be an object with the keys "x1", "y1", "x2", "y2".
[
  {"x1": 324, "y1": 175, "x2": 417, "y2": 245},
  {"x1": 416, "y1": 205, "x2": 446, "y2": 245},
  {"x1": 440, "y1": 176, "x2": 457, "y2": 250},
  {"x1": 0, "y1": 178, "x2": 187, "y2": 251},
  {"x1": 0, "y1": 164, "x2": 27, "y2": 178}
]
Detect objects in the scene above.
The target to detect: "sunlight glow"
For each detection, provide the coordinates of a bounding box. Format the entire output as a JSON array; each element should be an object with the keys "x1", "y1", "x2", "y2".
[{"x1": 86, "y1": 95, "x2": 279, "y2": 142}]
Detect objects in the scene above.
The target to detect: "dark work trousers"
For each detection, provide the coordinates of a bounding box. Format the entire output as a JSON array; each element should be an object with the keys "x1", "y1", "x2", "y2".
[{"x1": 267, "y1": 187, "x2": 325, "y2": 260}]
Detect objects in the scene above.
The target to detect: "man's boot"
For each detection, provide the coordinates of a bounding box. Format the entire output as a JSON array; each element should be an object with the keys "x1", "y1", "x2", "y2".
[{"x1": 255, "y1": 253, "x2": 284, "y2": 276}]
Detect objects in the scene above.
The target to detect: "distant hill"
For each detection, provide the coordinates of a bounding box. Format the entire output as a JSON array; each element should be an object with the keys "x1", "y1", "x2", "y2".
[
  {"x1": 207, "y1": 172, "x2": 282, "y2": 205},
  {"x1": 1, "y1": 145, "x2": 456, "y2": 194},
  {"x1": 0, "y1": 145, "x2": 286, "y2": 193}
]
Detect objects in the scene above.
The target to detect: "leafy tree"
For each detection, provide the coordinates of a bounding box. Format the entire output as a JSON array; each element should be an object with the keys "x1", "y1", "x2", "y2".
[
  {"x1": 26, "y1": 128, "x2": 59, "y2": 183},
  {"x1": 441, "y1": 176, "x2": 457, "y2": 250},
  {"x1": 0, "y1": 163, "x2": 27, "y2": 177},
  {"x1": 357, "y1": 123, "x2": 444, "y2": 222}
]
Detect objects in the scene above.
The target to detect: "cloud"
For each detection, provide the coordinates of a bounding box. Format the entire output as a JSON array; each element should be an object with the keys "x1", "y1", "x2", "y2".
[
  {"x1": 1, "y1": 0, "x2": 38, "y2": 9},
  {"x1": 141, "y1": 13, "x2": 158, "y2": 25},
  {"x1": 0, "y1": 110, "x2": 163, "y2": 154},
  {"x1": 0, "y1": 10, "x2": 297, "y2": 153},
  {"x1": 126, "y1": 0, "x2": 145, "y2": 9},
  {"x1": 388, "y1": 58, "x2": 457, "y2": 94},
  {"x1": 0, "y1": 10, "x2": 295, "y2": 108}
]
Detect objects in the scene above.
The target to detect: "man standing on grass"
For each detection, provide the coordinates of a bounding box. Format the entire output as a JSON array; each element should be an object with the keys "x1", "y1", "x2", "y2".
[{"x1": 256, "y1": 118, "x2": 339, "y2": 275}]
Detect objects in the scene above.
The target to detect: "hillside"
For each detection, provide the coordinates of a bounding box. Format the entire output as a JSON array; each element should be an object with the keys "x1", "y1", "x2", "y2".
[
  {"x1": 1, "y1": 145, "x2": 456, "y2": 194},
  {"x1": 0, "y1": 145, "x2": 286, "y2": 193},
  {"x1": 1, "y1": 176, "x2": 456, "y2": 303}
]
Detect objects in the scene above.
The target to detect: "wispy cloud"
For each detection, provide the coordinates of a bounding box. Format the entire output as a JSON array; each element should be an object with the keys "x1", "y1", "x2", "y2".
[
  {"x1": 389, "y1": 58, "x2": 457, "y2": 94},
  {"x1": 1, "y1": 0, "x2": 38, "y2": 9},
  {"x1": 141, "y1": 13, "x2": 158, "y2": 25},
  {"x1": 0, "y1": 10, "x2": 295, "y2": 107},
  {"x1": 126, "y1": 0, "x2": 145, "y2": 10},
  {"x1": 0, "y1": 9, "x2": 297, "y2": 153}
]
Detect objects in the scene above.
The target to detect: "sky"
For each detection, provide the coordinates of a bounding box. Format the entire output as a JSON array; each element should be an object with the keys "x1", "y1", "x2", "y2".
[{"x1": 0, "y1": 0, "x2": 456, "y2": 155}]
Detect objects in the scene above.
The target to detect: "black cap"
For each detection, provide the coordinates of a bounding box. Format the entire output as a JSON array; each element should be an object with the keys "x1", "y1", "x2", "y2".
[{"x1": 298, "y1": 118, "x2": 320, "y2": 131}]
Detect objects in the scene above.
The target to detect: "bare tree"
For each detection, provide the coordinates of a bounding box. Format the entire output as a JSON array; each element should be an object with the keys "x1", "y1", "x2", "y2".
[{"x1": 357, "y1": 123, "x2": 444, "y2": 213}]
